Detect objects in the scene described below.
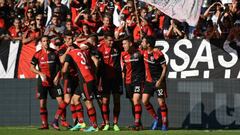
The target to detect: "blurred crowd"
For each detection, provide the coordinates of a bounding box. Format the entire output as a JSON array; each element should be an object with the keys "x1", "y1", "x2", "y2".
[{"x1": 0, "y1": 0, "x2": 240, "y2": 45}]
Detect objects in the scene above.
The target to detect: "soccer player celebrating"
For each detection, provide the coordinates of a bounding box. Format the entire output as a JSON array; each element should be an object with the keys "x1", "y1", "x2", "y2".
[
  {"x1": 121, "y1": 36, "x2": 145, "y2": 131},
  {"x1": 80, "y1": 34, "x2": 107, "y2": 130},
  {"x1": 97, "y1": 32, "x2": 122, "y2": 131},
  {"x1": 62, "y1": 44, "x2": 99, "y2": 132},
  {"x1": 58, "y1": 32, "x2": 85, "y2": 129},
  {"x1": 141, "y1": 36, "x2": 168, "y2": 131},
  {"x1": 30, "y1": 36, "x2": 65, "y2": 130}
]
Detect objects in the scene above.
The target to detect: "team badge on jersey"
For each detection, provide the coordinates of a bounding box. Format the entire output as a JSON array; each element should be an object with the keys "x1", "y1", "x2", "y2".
[
  {"x1": 133, "y1": 52, "x2": 139, "y2": 58},
  {"x1": 113, "y1": 48, "x2": 118, "y2": 53},
  {"x1": 67, "y1": 88, "x2": 71, "y2": 93},
  {"x1": 50, "y1": 54, "x2": 55, "y2": 59},
  {"x1": 150, "y1": 56, "x2": 154, "y2": 62}
]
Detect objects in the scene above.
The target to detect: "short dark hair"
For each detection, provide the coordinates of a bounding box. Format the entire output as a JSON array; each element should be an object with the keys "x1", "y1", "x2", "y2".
[
  {"x1": 65, "y1": 19, "x2": 72, "y2": 23},
  {"x1": 88, "y1": 33, "x2": 99, "y2": 43},
  {"x1": 103, "y1": 14, "x2": 112, "y2": 19},
  {"x1": 52, "y1": 15, "x2": 59, "y2": 19},
  {"x1": 144, "y1": 36, "x2": 156, "y2": 48},
  {"x1": 122, "y1": 35, "x2": 134, "y2": 43},
  {"x1": 104, "y1": 32, "x2": 114, "y2": 39},
  {"x1": 41, "y1": 35, "x2": 50, "y2": 43},
  {"x1": 41, "y1": 35, "x2": 49, "y2": 40},
  {"x1": 64, "y1": 31, "x2": 73, "y2": 37}
]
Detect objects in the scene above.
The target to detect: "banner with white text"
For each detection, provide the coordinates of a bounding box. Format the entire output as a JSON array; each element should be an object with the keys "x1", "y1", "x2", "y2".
[
  {"x1": 0, "y1": 39, "x2": 239, "y2": 79},
  {"x1": 156, "y1": 39, "x2": 240, "y2": 79}
]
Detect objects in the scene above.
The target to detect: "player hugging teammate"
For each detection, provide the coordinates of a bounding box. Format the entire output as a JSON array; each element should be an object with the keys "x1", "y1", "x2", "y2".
[{"x1": 31, "y1": 34, "x2": 168, "y2": 132}]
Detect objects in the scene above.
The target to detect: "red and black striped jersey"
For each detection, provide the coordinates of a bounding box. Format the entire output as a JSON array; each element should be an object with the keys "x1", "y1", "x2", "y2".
[
  {"x1": 58, "y1": 44, "x2": 79, "y2": 78},
  {"x1": 143, "y1": 49, "x2": 166, "y2": 83},
  {"x1": 121, "y1": 49, "x2": 145, "y2": 84},
  {"x1": 31, "y1": 48, "x2": 61, "y2": 86},
  {"x1": 98, "y1": 42, "x2": 121, "y2": 79},
  {"x1": 65, "y1": 49, "x2": 95, "y2": 83}
]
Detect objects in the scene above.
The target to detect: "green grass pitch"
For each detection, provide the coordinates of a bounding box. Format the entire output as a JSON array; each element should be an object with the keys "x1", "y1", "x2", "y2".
[{"x1": 0, "y1": 127, "x2": 240, "y2": 135}]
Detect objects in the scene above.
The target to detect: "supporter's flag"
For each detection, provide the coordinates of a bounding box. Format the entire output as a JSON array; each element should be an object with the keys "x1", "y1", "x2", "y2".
[
  {"x1": 44, "y1": 0, "x2": 52, "y2": 26},
  {"x1": 0, "y1": 40, "x2": 22, "y2": 78},
  {"x1": 91, "y1": 0, "x2": 98, "y2": 10},
  {"x1": 17, "y1": 42, "x2": 37, "y2": 79},
  {"x1": 45, "y1": 5, "x2": 52, "y2": 26},
  {"x1": 15, "y1": 0, "x2": 25, "y2": 8},
  {"x1": 221, "y1": 0, "x2": 232, "y2": 4},
  {"x1": 44, "y1": 0, "x2": 48, "y2": 11},
  {"x1": 113, "y1": 3, "x2": 122, "y2": 27},
  {"x1": 140, "y1": 0, "x2": 203, "y2": 26},
  {"x1": 61, "y1": 0, "x2": 70, "y2": 8}
]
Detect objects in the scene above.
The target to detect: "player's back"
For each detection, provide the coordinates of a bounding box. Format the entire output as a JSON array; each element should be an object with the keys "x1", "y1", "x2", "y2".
[{"x1": 68, "y1": 49, "x2": 95, "y2": 82}]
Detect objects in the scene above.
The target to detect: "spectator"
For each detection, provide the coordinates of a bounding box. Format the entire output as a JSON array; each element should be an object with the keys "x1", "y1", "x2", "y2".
[
  {"x1": 151, "y1": 9, "x2": 165, "y2": 39},
  {"x1": 114, "y1": 21, "x2": 128, "y2": 40},
  {"x1": 97, "y1": 14, "x2": 115, "y2": 40},
  {"x1": 133, "y1": 18, "x2": 154, "y2": 43},
  {"x1": 44, "y1": 15, "x2": 65, "y2": 41},
  {"x1": 0, "y1": 6, "x2": 5, "y2": 39},
  {"x1": 231, "y1": 0, "x2": 240, "y2": 21},
  {"x1": 74, "y1": 9, "x2": 97, "y2": 32},
  {"x1": 35, "y1": 14, "x2": 44, "y2": 30},
  {"x1": 50, "y1": 0, "x2": 70, "y2": 23},
  {"x1": 225, "y1": 19, "x2": 240, "y2": 42},
  {"x1": 8, "y1": 17, "x2": 22, "y2": 40},
  {"x1": 52, "y1": 7, "x2": 62, "y2": 21},
  {"x1": 22, "y1": 8, "x2": 35, "y2": 31},
  {"x1": 22, "y1": 19, "x2": 42, "y2": 45},
  {"x1": 219, "y1": 15, "x2": 233, "y2": 39},
  {"x1": 204, "y1": 20, "x2": 220, "y2": 40},
  {"x1": 193, "y1": 18, "x2": 205, "y2": 39},
  {"x1": 64, "y1": 19, "x2": 79, "y2": 38},
  {"x1": 165, "y1": 19, "x2": 185, "y2": 39},
  {"x1": 204, "y1": 2, "x2": 224, "y2": 25},
  {"x1": 90, "y1": 10, "x2": 102, "y2": 33},
  {"x1": 223, "y1": 19, "x2": 240, "y2": 55},
  {"x1": 76, "y1": 24, "x2": 92, "y2": 44}
]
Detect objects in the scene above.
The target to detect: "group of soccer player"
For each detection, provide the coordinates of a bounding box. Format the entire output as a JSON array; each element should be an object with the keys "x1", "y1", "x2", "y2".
[{"x1": 30, "y1": 31, "x2": 168, "y2": 132}]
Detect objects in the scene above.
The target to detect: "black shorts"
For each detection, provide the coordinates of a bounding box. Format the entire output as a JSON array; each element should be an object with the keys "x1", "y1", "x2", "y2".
[
  {"x1": 143, "y1": 81, "x2": 167, "y2": 98},
  {"x1": 36, "y1": 83, "x2": 63, "y2": 99},
  {"x1": 63, "y1": 76, "x2": 79, "y2": 95},
  {"x1": 101, "y1": 78, "x2": 123, "y2": 97},
  {"x1": 125, "y1": 82, "x2": 143, "y2": 99},
  {"x1": 75, "y1": 80, "x2": 98, "y2": 101}
]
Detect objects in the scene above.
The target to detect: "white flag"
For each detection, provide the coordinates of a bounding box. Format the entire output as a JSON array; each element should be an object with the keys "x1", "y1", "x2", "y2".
[
  {"x1": 113, "y1": 5, "x2": 121, "y2": 27},
  {"x1": 61, "y1": 0, "x2": 70, "y2": 8},
  {"x1": 45, "y1": 6, "x2": 52, "y2": 26},
  {"x1": 221, "y1": 0, "x2": 232, "y2": 4},
  {"x1": 140, "y1": 0, "x2": 203, "y2": 26}
]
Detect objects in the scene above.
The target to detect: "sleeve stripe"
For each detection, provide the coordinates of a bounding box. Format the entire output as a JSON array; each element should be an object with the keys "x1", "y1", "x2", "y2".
[{"x1": 160, "y1": 60, "x2": 166, "y2": 64}]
